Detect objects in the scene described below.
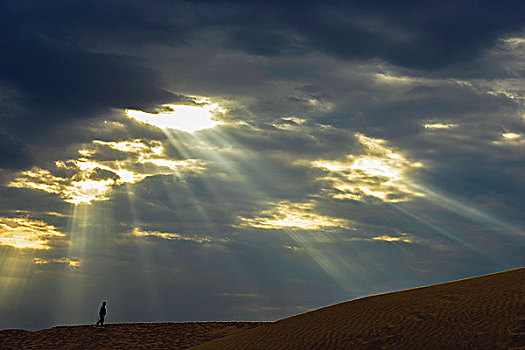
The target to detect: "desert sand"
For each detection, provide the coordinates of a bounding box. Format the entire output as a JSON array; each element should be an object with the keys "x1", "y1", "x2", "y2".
[
  {"x1": 1, "y1": 267, "x2": 523, "y2": 349},
  {"x1": 0, "y1": 322, "x2": 264, "y2": 350},
  {"x1": 194, "y1": 267, "x2": 525, "y2": 350}
]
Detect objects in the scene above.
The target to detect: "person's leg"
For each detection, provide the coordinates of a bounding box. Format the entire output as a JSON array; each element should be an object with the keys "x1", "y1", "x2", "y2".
[{"x1": 100, "y1": 315, "x2": 105, "y2": 325}]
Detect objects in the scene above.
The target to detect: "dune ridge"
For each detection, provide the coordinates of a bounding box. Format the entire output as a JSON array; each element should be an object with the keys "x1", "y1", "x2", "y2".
[{"x1": 192, "y1": 267, "x2": 525, "y2": 350}]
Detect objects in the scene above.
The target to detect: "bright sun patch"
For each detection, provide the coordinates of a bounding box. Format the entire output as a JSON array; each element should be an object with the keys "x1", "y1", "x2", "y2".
[{"x1": 126, "y1": 101, "x2": 221, "y2": 133}]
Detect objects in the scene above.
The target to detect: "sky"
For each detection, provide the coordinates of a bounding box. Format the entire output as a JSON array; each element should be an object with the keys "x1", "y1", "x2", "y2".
[{"x1": 0, "y1": 0, "x2": 524, "y2": 330}]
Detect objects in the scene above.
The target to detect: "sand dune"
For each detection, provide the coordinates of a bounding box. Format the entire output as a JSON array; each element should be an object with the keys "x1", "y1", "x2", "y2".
[
  {"x1": 0, "y1": 322, "x2": 263, "y2": 350},
  {"x1": 1, "y1": 268, "x2": 523, "y2": 349},
  {"x1": 193, "y1": 267, "x2": 525, "y2": 350}
]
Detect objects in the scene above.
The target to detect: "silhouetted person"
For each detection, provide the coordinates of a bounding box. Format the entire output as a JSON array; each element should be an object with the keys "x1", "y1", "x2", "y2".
[{"x1": 96, "y1": 301, "x2": 107, "y2": 325}]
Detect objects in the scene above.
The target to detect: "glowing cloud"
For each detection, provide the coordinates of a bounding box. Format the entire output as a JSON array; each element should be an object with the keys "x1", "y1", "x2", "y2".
[
  {"x1": 238, "y1": 201, "x2": 350, "y2": 230},
  {"x1": 9, "y1": 139, "x2": 206, "y2": 204},
  {"x1": 502, "y1": 132, "x2": 521, "y2": 139},
  {"x1": 272, "y1": 116, "x2": 307, "y2": 130},
  {"x1": 0, "y1": 217, "x2": 65, "y2": 250},
  {"x1": 374, "y1": 73, "x2": 419, "y2": 84},
  {"x1": 126, "y1": 102, "x2": 221, "y2": 133},
  {"x1": 504, "y1": 37, "x2": 525, "y2": 47},
  {"x1": 372, "y1": 234, "x2": 413, "y2": 243},
  {"x1": 312, "y1": 134, "x2": 423, "y2": 202},
  {"x1": 34, "y1": 257, "x2": 81, "y2": 268},
  {"x1": 424, "y1": 123, "x2": 458, "y2": 130},
  {"x1": 492, "y1": 132, "x2": 525, "y2": 146},
  {"x1": 131, "y1": 228, "x2": 227, "y2": 244}
]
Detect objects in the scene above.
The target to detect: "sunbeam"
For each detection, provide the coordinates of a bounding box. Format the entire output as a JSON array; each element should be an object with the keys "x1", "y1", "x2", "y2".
[
  {"x1": 67, "y1": 205, "x2": 92, "y2": 257},
  {"x1": 410, "y1": 184, "x2": 524, "y2": 238},
  {"x1": 389, "y1": 202, "x2": 500, "y2": 266},
  {"x1": 0, "y1": 248, "x2": 34, "y2": 303},
  {"x1": 58, "y1": 204, "x2": 94, "y2": 324},
  {"x1": 283, "y1": 229, "x2": 367, "y2": 293}
]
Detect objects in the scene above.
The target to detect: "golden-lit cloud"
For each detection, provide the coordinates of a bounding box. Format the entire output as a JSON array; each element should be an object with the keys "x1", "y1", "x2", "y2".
[
  {"x1": 33, "y1": 257, "x2": 81, "y2": 268},
  {"x1": 282, "y1": 116, "x2": 306, "y2": 124},
  {"x1": 492, "y1": 132, "x2": 525, "y2": 147},
  {"x1": 93, "y1": 139, "x2": 164, "y2": 154},
  {"x1": 9, "y1": 139, "x2": 206, "y2": 204},
  {"x1": 237, "y1": 201, "x2": 350, "y2": 230},
  {"x1": 374, "y1": 73, "x2": 420, "y2": 84},
  {"x1": 484, "y1": 78, "x2": 525, "y2": 101},
  {"x1": 9, "y1": 167, "x2": 118, "y2": 205},
  {"x1": 424, "y1": 122, "x2": 458, "y2": 130},
  {"x1": 312, "y1": 134, "x2": 423, "y2": 202},
  {"x1": 0, "y1": 217, "x2": 65, "y2": 250},
  {"x1": 503, "y1": 37, "x2": 525, "y2": 47},
  {"x1": 126, "y1": 100, "x2": 223, "y2": 133},
  {"x1": 502, "y1": 132, "x2": 521, "y2": 139},
  {"x1": 130, "y1": 228, "x2": 228, "y2": 244},
  {"x1": 492, "y1": 132, "x2": 525, "y2": 146},
  {"x1": 272, "y1": 116, "x2": 307, "y2": 130},
  {"x1": 371, "y1": 234, "x2": 413, "y2": 243}
]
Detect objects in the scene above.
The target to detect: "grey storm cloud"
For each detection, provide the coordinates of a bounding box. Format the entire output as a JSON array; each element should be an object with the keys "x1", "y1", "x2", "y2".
[
  {"x1": 0, "y1": 1, "x2": 188, "y2": 168},
  {"x1": 1, "y1": 0, "x2": 522, "y2": 160}
]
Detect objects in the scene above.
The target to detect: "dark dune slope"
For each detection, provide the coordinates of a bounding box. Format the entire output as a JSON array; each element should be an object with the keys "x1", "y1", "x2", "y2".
[{"x1": 192, "y1": 268, "x2": 525, "y2": 350}]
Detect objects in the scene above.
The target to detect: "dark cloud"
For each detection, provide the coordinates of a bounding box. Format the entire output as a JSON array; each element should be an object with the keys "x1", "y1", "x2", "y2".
[
  {"x1": 0, "y1": 1, "x2": 188, "y2": 169},
  {"x1": 189, "y1": 0, "x2": 525, "y2": 70},
  {"x1": 1, "y1": 37, "x2": 173, "y2": 111},
  {"x1": 0, "y1": 130, "x2": 32, "y2": 169}
]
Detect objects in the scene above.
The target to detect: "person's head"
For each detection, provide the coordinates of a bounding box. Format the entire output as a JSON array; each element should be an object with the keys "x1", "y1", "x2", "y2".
[{"x1": 102, "y1": 301, "x2": 106, "y2": 305}]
